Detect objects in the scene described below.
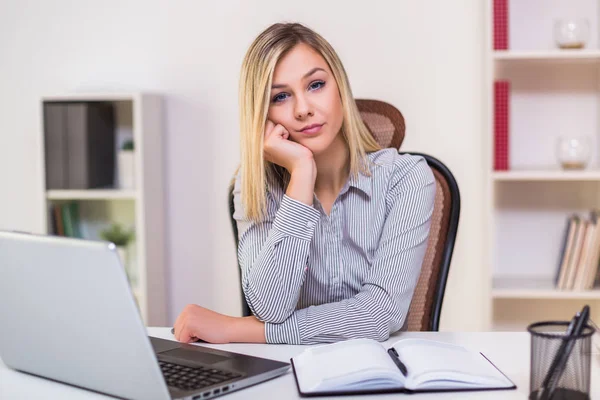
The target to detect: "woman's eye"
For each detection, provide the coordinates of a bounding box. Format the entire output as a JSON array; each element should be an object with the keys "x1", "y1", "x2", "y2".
[
  {"x1": 309, "y1": 80, "x2": 325, "y2": 91},
  {"x1": 272, "y1": 93, "x2": 289, "y2": 103}
]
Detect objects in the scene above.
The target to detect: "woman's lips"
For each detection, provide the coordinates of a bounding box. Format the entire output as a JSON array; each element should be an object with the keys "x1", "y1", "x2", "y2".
[{"x1": 300, "y1": 123, "x2": 324, "y2": 135}]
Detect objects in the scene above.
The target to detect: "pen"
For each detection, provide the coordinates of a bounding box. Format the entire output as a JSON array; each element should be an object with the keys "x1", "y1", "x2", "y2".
[
  {"x1": 541, "y1": 305, "x2": 590, "y2": 400},
  {"x1": 539, "y1": 314, "x2": 578, "y2": 391},
  {"x1": 387, "y1": 348, "x2": 408, "y2": 377}
]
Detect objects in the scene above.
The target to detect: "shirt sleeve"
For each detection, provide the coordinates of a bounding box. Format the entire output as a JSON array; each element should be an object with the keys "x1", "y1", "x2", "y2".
[
  {"x1": 264, "y1": 157, "x2": 436, "y2": 344},
  {"x1": 232, "y1": 173, "x2": 321, "y2": 323}
]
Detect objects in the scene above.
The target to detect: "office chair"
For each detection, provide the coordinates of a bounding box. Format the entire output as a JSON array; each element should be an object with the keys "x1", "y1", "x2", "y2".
[{"x1": 228, "y1": 99, "x2": 461, "y2": 331}]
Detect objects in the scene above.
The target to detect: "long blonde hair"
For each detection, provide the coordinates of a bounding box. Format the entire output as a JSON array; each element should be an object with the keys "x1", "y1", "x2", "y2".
[{"x1": 239, "y1": 22, "x2": 380, "y2": 221}]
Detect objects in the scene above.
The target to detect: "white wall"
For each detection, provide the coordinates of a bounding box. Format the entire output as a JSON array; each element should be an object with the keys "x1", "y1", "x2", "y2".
[{"x1": 0, "y1": 0, "x2": 487, "y2": 330}]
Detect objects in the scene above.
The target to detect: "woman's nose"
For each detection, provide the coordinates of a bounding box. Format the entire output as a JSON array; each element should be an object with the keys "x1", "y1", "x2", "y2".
[{"x1": 294, "y1": 94, "x2": 314, "y2": 120}]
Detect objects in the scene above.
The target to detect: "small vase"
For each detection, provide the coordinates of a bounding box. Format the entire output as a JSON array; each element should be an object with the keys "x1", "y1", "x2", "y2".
[
  {"x1": 554, "y1": 18, "x2": 590, "y2": 49},
  {"x1": 556, "y1": 136, "x2": 591, "y2": 170},
  {"x1": 118, "y1": 150, "x2": 135, "y2": 189}
]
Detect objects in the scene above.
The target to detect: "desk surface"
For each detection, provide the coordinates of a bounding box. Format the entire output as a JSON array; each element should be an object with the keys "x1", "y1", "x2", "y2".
[{"x1": 1, "y1": 328, "x2": 599, "y2": 399}]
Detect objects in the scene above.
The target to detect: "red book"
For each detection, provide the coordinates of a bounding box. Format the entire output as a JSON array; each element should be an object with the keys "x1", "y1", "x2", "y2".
[
  {"x1": 494, "y1": 81, "x2": 510, "y2": 171},
  {"x1": 493, "y1": 0, "x2": 509, "y2": 50}
]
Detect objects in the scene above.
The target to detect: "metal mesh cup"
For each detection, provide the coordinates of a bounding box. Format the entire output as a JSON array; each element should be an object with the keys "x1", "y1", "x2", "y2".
[{"x1": 527, "y1": 321, "x2": 595, "y2": 400}]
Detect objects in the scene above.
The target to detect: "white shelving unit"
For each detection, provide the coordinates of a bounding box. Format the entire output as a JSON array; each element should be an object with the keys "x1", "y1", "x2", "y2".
[
  {"x1": 39, "y1": 92, "x2": 167, "y2": 326},
  {"x1": 485, "y1": 0, "x2": 600, "y2": 331}
]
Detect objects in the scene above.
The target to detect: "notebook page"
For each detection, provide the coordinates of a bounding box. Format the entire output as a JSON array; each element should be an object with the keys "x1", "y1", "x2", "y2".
[
  {"x1": 392, "y1": 339, "x2": 512, "y2": 390},
  {"x1": 293, "y1": 338, "x2": 404, "y2": 392}
]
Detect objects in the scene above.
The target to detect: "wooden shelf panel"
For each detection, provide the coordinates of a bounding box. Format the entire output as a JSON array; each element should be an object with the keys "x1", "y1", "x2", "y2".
[
  {"x1": 492, "y1": 277, "x2": 600, "y2": 299},
  {"x1": 494, "y1": 50, "x2": 600, "y2": 62},
  {"x1": 492, "y1": 170, "x2": 600, "y2": 182},
  {"x1": 41, "y1": 92, "x2": 145, "y2": 102},
  {"x1": 46, "y1": 190, "x2": 138, "y2": 200}
]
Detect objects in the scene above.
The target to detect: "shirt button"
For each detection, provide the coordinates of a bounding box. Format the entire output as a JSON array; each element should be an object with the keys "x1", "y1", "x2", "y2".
[{"x1": 306, "y1": 221, "x2": 315, "y2": 228}]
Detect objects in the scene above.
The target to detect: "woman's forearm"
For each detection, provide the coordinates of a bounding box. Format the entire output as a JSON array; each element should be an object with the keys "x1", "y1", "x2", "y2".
[
  {"x1": 228, "y1": 316, "x2": 266, "y2": 343},
  {"x1": 286, "y1": 160, "x2": 317, "y2": 206}
]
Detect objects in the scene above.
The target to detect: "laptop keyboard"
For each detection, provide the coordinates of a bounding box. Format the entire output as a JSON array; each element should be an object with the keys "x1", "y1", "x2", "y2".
[{"x1": 159, "y1": 360, "x2": 242, "y2": 392}]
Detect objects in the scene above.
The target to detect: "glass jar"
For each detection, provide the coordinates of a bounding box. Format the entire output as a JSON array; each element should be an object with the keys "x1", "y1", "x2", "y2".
[
  {"x1": 556, "y1": 136, "x2": 591, "y2": 170},
  {"x1": 554, "y1": 19, "x2": 590, "y2": 49}
]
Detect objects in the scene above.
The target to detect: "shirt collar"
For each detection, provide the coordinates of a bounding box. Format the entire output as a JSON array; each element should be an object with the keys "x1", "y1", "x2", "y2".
[{"x1": 347, "y1": 170, "x2": 372, "y2": 198}]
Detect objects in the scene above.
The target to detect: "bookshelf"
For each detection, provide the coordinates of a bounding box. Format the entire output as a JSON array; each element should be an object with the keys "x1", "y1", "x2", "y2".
[
  {"x1": 39, "y1": 92, "x2": 167, "y2": 327},
  {"x1": 486, "y1": 0, "x2": 600, "y2": 331}
]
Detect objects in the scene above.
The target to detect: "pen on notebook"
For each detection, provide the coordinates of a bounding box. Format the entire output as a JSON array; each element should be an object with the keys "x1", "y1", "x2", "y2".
[{"x1": 387, "y1": 348, "x2": 408, "y2": 377}]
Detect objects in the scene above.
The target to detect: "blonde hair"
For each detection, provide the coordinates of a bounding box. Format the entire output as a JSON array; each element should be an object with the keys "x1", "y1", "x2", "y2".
[{"x1": 239, "y1": 22, "x2": 380, "y2": 220}]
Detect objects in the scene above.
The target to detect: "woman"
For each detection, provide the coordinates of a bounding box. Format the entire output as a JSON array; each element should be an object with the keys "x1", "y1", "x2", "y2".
[{"x1": 173, "y1": 22, "x2": 436, "y2": 345}]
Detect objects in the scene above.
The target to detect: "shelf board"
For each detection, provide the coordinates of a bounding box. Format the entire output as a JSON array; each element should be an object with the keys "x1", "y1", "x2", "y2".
[
  {"x1": 494, "y1": 50, "x2": 600, "y2": 62},
  {"x1": 492, "y1": 277, "x2": 600, "y2": 299},
  {"x1": 493, "y1": 288, "x2": 600, "y2": 299},
  {"x1": 46, "y1": 189, "x2": 137, "y2": 200},
  {"x1": 41, "y1": 92, "x2": 146, "y2": 102},
  {"x1": 492, "y1": 170, "x2": 600, "y2": 181}
]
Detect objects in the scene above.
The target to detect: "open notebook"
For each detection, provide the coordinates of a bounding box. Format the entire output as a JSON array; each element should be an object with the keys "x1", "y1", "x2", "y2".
[{"x1": 291, "y1": 338, "x2": 516, "y2": 396}]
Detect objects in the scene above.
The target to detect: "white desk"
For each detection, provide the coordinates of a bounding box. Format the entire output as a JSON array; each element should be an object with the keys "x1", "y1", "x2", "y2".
[{"x1": 1, "y1": 328, "x2": 599, "y2": 399}]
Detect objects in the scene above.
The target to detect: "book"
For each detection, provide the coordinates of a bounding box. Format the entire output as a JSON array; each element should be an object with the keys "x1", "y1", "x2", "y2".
[
  {"x1": 43, "y1": 103, "x2": 68, "y2": 189},
  {"x1": 564, "y1": 219, "x2": 588, "y2": 290},
  {"x1": 584, "y1": 210, "x2": 600, "y2": 290},
  {"x1": 555, "y1": 215, "x2": 577, "y2": 288},
  {"x1": 290, "y1": 338, "x2": 516, "y2": 396},
  {"x1": 494, "y1": 81, "x2": 510, "y2": 171},
  {"x1": 53, "y1": 204, "x2": 65, "y2": 236},
  {"x1": 573, "y1": 218, "x2": 596, "y2": 290},
  {"x1": 575, "y1": 211, "x2": 600, "y2": 290},
  {"x1": 493, "y1": 0, "x2": 509, "y2": 50},
  {"x1": 65, "y1": 102, "x2": 116, "y2": 189}
]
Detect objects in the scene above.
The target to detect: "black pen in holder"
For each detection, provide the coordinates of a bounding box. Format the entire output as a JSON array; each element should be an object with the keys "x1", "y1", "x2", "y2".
[{"x1": 527, "y1": 320, "x2": 595, "y2": 400}]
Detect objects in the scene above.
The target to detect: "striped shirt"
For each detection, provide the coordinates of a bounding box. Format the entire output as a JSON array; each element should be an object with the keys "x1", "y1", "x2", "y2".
[{"x1": 232, "y1": 148, "x2": 436, "y2": 345}]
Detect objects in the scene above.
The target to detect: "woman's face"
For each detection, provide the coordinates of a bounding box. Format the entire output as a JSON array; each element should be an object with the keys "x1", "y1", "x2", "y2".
[{"x1": 267, "y1": 43, "x2": 344, "y2": 156}]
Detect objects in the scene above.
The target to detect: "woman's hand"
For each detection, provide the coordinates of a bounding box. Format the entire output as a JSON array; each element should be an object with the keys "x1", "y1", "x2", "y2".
[
  {"x1": 264, "y1": 120, "x2": 317, "y2": 205},
  {"x1": 263, "y1": 120, "x2": 314, "y2": 174},
  {"x1": 173, "y1": 304, "x2": 266, "y2": 344}
]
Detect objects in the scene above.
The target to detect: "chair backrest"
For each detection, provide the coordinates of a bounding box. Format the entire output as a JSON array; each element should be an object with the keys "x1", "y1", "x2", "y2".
[
  {"x1": 399, "y1": 152, "x2": 459, "y2": 331},
  {"x1": 355, "y1": 99, "x2": 460, "y2": 331},
  {"x1": 228, "y1": 99, "x2": 460, "y2": 331},
  {"x1": 355, "y1": 99, "x2": 405, "y2": 149}
]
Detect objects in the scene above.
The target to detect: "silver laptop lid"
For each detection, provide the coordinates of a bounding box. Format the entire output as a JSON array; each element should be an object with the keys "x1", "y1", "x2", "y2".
[{"x1": 0, "y1": 231, "x2": 171, "y2": 400}]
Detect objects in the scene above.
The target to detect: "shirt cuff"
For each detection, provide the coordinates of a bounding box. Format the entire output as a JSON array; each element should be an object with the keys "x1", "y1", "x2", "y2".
[
  {"x1": 272, "y1": 195, "x2": 320, "y2": 241},
  {"x1": 264, "y1": 309, "x2": 304, "y2": 344}
]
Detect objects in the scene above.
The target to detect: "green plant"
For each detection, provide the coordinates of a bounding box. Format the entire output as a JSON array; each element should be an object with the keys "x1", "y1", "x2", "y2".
[
  {"x1": 100, "y1": 223, "x2": 135, "y2": 246},
  {"x1": 121, "y1": 140, "x2": 134, "y2": 151}
]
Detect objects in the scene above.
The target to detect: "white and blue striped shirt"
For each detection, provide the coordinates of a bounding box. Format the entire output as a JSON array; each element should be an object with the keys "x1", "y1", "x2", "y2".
[{"x1": 233, "y1": 148, "x2": 436, "y2": 344}]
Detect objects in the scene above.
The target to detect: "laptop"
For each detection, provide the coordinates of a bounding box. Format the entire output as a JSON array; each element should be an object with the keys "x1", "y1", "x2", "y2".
[{"x1": 0, "y1": 231, "x2": 290, "y2": 400}]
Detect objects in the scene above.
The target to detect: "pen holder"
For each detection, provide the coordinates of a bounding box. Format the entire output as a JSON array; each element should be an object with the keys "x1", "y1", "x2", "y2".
[{"x1": 528, "y1": 321, "x2": 595, "y2": 400}]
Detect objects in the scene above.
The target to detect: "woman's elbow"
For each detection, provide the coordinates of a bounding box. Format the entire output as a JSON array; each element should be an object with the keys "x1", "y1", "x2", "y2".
[
  {"x1": 252, "y1": 307, "x2": 293, "y2": 324},
  {"x1": 244, "y1": 293, "x2": 294, "y2": 323},
  {"x1": 372, "y1": 326, "x2": 391, "y2": 342}
]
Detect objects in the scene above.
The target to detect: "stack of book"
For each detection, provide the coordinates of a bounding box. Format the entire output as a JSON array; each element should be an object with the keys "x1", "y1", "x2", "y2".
[
  {"x1": 44, "y1": 102, "x2": 115, "y2": 190},
  {"x1": 50, "y1": 202, "x2": 82, "y2": 238},
  {"x1": 555, "y1": 212, "x2": 600, "y2": 291}
]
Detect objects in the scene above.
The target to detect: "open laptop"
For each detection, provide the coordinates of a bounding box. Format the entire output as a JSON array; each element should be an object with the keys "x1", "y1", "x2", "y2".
[{"x1": 0, "y1": 231, "x2": 290, "y2": 400}]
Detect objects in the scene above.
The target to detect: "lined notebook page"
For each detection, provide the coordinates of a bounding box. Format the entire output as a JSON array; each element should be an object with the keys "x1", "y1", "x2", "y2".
[
  {"x1": 392, "y1": 339, "x2": 512, "y2": 389},
  {"x1": 293, "y1": 339, "x2": 403, "y2": 392}
]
